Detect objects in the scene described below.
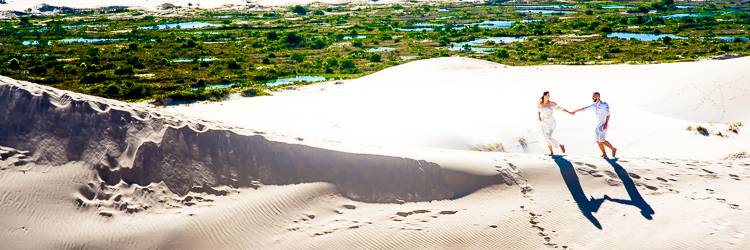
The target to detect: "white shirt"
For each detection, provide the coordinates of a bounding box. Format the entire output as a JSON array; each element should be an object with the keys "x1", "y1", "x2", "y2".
[{"x1": 582, "y1": 101, "x2": 610, "y2": 124}]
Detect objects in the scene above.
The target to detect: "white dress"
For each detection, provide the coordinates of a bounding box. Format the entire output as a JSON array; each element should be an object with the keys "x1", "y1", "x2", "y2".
[{"x1": 539, "y1": 103, "x2": 562, "y2": 147}]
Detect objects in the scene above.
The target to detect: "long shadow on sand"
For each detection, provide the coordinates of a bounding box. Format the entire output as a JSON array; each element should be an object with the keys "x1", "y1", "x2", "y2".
[
  {"x1": 552, "y1": 156, "x2": 655, "y2": 229},
  {"x1": 604, "y1": 158, "x2": 655, "y2": 220}
]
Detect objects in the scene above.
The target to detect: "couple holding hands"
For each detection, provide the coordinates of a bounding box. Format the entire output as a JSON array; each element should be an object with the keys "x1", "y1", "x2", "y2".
[{"x1": 538, "y1": 91, "x2": 618, "y2": 158}]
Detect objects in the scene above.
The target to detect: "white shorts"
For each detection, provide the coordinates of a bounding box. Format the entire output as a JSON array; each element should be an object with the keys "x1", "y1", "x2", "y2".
[{"x1": 595, "y1": 124, "x2": 607, "y2": 142}]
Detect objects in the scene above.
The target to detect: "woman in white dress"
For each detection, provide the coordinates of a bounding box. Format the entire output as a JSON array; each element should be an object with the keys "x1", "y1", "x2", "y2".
[{"x1": 538, "y1": 91, "x2": 573, "y2": 156}]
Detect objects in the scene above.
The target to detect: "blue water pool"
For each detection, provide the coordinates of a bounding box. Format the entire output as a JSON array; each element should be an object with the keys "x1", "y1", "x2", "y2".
[
  {"x1": 267, "y1": 76, "x2": 329, "y2": 87},
  {"x1": 191, "y1": 84, "x2": 234, "y2": 91},
  {"x1": 606, "y1": 32, "x2": 686, "y2": 41},
  {"x1": 141, "y1": 21, "x2": 218, "y2": 30}
]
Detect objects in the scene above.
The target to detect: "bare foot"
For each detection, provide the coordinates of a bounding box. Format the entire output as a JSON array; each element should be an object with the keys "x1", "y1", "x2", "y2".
[
  {"x1": 560, "y1": 145, "x2": 566, "y2": 154},
  {"x1": 601, "y1": 154, "x2": 608, "y2": 158},
  {"x1": 612, "y1": 148, "x2": 617, "y2": 158}
]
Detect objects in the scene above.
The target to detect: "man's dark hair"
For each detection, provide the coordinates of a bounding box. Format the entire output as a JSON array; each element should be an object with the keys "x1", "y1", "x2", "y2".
[{"x1": 593, "y1": 92, "x2": 600, "y2": 96}]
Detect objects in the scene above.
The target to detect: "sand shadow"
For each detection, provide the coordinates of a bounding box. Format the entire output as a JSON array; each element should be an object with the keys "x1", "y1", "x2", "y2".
[
  {"x1": 603, "y1": 158, "x2": 655, "y2": 220},
  {"x1": 552, "y1": 156, "x2": 655, "y2": 229},
  {"x1": 552, "y1": 155, "x2": 605, "y2": 229}
]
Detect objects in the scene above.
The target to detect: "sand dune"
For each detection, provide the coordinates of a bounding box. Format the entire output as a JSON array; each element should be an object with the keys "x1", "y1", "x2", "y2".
[
  {"x1": 168, "y1": 56, "x2": 750, "y2": 160},
  {"x1": 0, "y1": 78, "x2": 505, "y2": 203},
  {"x1": 1, "y1": 57, "x2": 749, "y2": 249}
]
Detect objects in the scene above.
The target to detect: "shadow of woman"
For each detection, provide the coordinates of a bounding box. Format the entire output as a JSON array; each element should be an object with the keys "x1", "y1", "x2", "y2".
[
  {"x1": 552, "y1": 156, "x2": 656, "y2": 229},
  {"x1": 552, "y1": 155, "x2": 605, "y2": 229}
]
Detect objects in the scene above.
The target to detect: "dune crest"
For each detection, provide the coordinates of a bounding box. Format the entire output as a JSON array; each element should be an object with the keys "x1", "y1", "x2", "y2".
[{"x1": 0, "y1": 77, "x2": 506, "y2": 204}]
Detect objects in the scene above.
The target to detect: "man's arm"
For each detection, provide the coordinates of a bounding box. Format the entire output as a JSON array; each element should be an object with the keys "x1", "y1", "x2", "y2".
[
  {"x1": 603, "y1": 102, "x2": 611, "y2": 129},
  {"x1": 573, "y1": 104, "x2": 594, "y2": 114},
  {"x1": 603, "y1": 115, "x2": 610, "y2": 130}
]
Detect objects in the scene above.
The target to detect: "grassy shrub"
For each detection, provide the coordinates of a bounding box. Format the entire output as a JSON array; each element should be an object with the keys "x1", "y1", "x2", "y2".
[
  {"x1": 470, "y1": 143, "x2": 505, "y2": 152},
  {"x1": 241, "y1": 87, "x2": 271, "y2": 97}
]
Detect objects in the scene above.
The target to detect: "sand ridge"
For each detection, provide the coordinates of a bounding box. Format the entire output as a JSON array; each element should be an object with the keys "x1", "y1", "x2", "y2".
[
  {"x1": 1, "y1": 56, "x2": 750, "y2": 248},
  {"x1": 0, "y1": 76, "x2": 509, "y2": 204}
]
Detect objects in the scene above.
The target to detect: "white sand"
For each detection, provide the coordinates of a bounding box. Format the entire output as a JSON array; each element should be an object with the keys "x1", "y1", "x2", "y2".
[
  {"x1": 1, "y1": 57, "x2": 749, "y2": 249},
  {"x1": 167, "y1": 56, "x2": 750, "y2": 160}
]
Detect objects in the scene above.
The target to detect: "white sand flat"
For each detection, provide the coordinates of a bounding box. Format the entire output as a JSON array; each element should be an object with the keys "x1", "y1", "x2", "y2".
[{"x1": 167, "y1": 56, "x2": 750, "y2": 160}]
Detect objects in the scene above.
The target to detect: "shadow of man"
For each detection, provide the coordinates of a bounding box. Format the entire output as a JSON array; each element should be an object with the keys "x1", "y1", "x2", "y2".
[
  {"x1": 552, "y1": 155, "x2": 605, "y2": 229},
  {"x1": 603, "y1": 158, "x2": 655, "y2": 220}
]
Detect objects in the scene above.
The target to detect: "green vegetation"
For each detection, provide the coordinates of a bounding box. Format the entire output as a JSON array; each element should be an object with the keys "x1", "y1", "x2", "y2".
[{"x1": 0, "y1": 1, "x2": 748, "y2": 103}]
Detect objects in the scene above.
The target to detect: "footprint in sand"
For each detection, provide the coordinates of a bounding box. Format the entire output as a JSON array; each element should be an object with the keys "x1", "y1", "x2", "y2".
[
  {"x1": 396, "y1": 209, "x2": 430, "y2": 217},
  {"x1": 12, "y1": 160, "x2": 28, "y2": 166},
  {"x1": 527, "y1": 212, "x2": 558, "y2": 247},
  {"x1": 702, "y1": 169, "x2": 716, "y2": 174},
  {"x1": 605, "y1": 178, "x2": 621, "y2": 186},
  {"x1": 603, "y1": 170, "x2": 617, "y2": 179}
]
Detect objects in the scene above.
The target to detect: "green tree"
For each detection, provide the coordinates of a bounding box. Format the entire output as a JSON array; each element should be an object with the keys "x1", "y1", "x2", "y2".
[
  {"x1": 114, "y1": 66, "x2": 135, "y2": 75},
  {"x1": 661, "y1": 36, "x2": 672, "y2": 44},
  {"x1": 292, "y1": 5, "x2": 308, "y2": 15},
  {"x1": 30, "y1": 65, "x2": 47, "y2": 75},
  {"x1": 290, "y1": 53, "x2": 305, "y2": 62},
  {"x1": 104, "y1": 83, "x2": 122, "y2": 98},
  {"x1": 369, "y1": 53, "x2": 382, "y2": 62},
  {"x1": 183, "y1": 39, "x2": 197, "y2": 48},
  {"x1": 309, "y1": 38, "x2": 327, "y2": 49},
  {"x1": 266, "y1": 31, "x2": 278, "y2": 40},
  {"x1": 285, "y1": 32, "x2": 304, "y2": 47},
  {"x1": 351, "y1": 40, "x2": 363, "y2": 48},
  {"x1": 228, "y1": 60, "x2": 241, "y2": 69},
  {"x1": 8, "y1": 58, "x2": 20, "y2": 70},
  {"x1": 340, "y1": 58, "x2": 356, "y2": 69},
  {"x1": 496, "y1": 49, "x2": 509, "y2": 59}
]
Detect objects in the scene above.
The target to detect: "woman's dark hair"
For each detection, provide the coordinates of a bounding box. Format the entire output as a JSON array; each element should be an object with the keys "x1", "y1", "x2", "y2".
[{"x1": 539, "y1": 91, "x2": 549, "y2": 104}]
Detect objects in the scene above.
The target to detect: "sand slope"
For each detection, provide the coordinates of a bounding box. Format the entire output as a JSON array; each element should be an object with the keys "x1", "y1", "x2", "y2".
[
  {"x1": 1, "y1": 56, "x2": 750, "y2": 249},
  {"x1": 168, "y1": 56, "x2": 750, "y2": 160}
]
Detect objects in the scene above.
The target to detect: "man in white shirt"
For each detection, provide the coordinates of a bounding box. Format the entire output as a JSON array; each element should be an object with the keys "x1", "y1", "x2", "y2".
[{"x1": 574, "y1": 92, "x2": 618, "y2": 158}]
